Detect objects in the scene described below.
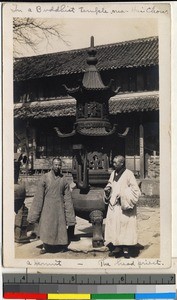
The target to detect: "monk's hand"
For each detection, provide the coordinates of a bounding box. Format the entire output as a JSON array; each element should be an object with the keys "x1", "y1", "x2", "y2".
[{"x1": 104, "y1": 186, "x2": 111, "y2": 198}]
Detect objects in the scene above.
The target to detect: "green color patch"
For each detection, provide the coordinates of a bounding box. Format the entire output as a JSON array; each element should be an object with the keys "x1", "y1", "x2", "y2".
[{"x1": 91, "y1": 294, "x2": 135, "y2": 299}]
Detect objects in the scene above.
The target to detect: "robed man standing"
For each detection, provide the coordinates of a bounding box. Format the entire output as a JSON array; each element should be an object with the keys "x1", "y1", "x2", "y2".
[
  {"x1": 27, "y1": 157, "x2": 76, "y2": 254},
  {"x1": 104, "y1": 155, "x2": 141, "y2": 258}
]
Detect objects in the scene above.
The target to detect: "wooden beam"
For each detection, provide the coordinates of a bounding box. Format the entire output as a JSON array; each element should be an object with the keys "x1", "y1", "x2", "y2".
[{"x1": 139, "y1": 124, "x2": 144, "y2": 179}]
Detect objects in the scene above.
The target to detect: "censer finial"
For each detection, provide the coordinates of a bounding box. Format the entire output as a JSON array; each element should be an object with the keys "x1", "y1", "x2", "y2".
[{"x1": 91, "y1": 36, "x2": 94, "y2": 47}]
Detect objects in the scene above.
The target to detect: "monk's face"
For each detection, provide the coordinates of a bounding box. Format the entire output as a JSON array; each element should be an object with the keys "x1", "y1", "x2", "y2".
[
  {"x1": 52, "y1": 159, "x2": 62, "y2": 175},
  {"x1": 113, "y1": 158, "x2": 124, "y2": 172}
]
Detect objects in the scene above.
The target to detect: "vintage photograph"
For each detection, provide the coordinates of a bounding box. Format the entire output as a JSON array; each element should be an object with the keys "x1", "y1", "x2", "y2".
[{"x1": 3, "y1": 2, "x2": 171, "y2": 270}]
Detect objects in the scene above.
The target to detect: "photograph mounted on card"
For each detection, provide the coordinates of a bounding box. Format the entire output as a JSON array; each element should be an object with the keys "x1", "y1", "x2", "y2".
[{"x1": 2, "y1": 2, "x2": 171, "y2": 270}]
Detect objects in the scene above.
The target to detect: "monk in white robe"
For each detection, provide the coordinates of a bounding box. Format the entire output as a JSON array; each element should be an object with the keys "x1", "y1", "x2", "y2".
[{"x1": 104, "y1": 155, "x2": 141, "y2": 258}]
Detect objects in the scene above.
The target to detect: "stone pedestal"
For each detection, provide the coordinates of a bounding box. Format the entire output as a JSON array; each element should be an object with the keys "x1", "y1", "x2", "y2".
[{"x1": 90, "y1": 210, "x2": 104, "y2": 248}]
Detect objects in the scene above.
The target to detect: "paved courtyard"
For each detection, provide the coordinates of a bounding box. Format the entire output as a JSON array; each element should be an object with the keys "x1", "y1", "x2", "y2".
[{"x1": 15, "y1": 206, "x2": 160, "y2": 260}]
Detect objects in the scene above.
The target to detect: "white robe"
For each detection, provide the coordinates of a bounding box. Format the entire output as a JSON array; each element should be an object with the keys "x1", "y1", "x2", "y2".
[{"x1": 104, "y1": 169, "x2": 141, "y2": 246}]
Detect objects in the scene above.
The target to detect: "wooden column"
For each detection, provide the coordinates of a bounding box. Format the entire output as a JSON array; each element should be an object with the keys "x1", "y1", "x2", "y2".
[
  {"x1": 25, "y1": 121, "x2": 30, "y2": 175},
  {"x1": 133, "y1": 123, "x2": 136, "y2": 173},
  {"x1": 139, "y1": 124, "x2": 144, "y2": 179},
  {"x1": 32, "y1": 126, "x2": 36, "y2": 162}
]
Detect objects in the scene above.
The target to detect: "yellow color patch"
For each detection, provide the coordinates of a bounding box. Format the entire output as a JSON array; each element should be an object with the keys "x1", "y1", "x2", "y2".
[{"x1": 48, "y1": 293, "x2": 90, "y2": 299}]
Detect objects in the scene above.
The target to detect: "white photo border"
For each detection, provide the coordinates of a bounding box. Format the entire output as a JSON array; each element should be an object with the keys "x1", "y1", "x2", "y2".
[{"x1": 2, "y1": 2, "x2": 171, "y2": 271}]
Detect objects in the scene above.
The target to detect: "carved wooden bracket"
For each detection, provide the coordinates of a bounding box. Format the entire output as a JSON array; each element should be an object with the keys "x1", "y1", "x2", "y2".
[
  {"x1": 118, "y1": 127, "x2": 130, "y2": 137},
  {"x1": 54, "y1": 126, "x2": 76, "y2": 137}
]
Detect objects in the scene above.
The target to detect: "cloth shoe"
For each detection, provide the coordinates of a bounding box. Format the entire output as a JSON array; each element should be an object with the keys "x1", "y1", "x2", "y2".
[
  {"x1": 29, "y1": 232, "x2": 39, "y2": 242},
  {"x1": 60, "y1": 247, "x2": 68, "y2": 253},
  {"x1": 108, "y1": 252, "x2": 115, "y2": 257},
  {"x1": 112, "y1": 246, "x2": 121, "y2": 254},
  {"x1": 40, "y1": 247, "x2": 46, "y2": 254},
  {"x1": 123, "y1": 247, "x2": 130, "y2": 259}
]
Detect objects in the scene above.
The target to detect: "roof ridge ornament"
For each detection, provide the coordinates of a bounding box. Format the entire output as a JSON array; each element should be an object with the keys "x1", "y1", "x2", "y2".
[{"x1": 86, "y1": 36, "x2": 98, "y2": 66}]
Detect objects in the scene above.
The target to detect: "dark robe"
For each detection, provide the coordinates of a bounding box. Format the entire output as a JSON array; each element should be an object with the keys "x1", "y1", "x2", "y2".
[{"x1": 27, "y1": 170, "x2": 76, "y2": 245}]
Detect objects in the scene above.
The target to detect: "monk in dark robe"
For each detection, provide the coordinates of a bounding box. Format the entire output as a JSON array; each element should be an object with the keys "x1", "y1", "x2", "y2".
[{"x1": 27, "y1": 157, "x2": 76, "y2": 254}]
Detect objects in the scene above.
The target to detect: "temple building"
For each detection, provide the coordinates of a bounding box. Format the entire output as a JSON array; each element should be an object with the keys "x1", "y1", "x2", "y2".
[{"x1": 14, "y1": 36, "x2": 159, "y2": 195}]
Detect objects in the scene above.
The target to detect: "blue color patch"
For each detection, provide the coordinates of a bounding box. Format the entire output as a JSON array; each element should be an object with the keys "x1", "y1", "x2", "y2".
[{"x1": 136, "y1": 293, "x2": 176, "y2": 299}]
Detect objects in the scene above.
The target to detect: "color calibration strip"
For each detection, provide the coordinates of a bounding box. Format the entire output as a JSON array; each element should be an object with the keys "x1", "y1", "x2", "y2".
[
  {"x1": 3, "y1": 292, "x2": 177, "y2": 299},
  {"x1": 3, "y1": 274, "x2": 176, "y2": 299}
]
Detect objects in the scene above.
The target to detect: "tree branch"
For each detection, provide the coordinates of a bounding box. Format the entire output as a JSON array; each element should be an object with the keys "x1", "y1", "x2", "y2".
[{"x1": 13, "y1": 18, "x2": 71, "y2": 57}]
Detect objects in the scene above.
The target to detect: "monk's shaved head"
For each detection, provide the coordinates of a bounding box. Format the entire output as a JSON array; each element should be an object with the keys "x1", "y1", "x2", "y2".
[{"x1": 114, "y1": 155, "x2": 125, "y2": 164}]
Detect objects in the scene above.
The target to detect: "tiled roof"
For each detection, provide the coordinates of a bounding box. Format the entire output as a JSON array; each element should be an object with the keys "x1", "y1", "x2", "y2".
[
  {"x1": 109, "y1": 92, "x2": 159, "y2": 114},
  {"x1": 14, "y1": 92, "x2": 159, "y2": 119},
  {"x1": 14, "y1": 36, "x2": 158, "y2": 81},
  {"x1": 14, "y1": 99, "x2": 76, "y2": 119}
]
